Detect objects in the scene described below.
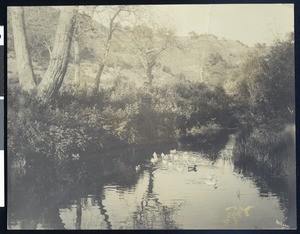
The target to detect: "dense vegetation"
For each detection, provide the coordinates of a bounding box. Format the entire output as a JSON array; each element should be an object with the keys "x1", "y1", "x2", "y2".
[
  {"x1": 7, "y1": 7, "x2": 295, "y2": 179},
  {"x1": 232, "y1": 33, "x2": 295, "y2": 176}
]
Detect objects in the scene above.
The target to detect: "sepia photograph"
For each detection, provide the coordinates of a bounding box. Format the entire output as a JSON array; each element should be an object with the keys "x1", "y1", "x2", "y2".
[{"x1": 7, "y1": 4, "x2": 295, "y2": 229}]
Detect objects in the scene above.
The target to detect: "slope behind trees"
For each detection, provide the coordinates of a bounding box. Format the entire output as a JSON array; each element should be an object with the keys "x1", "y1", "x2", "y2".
[{"x1": 131, "y1": 24, "x2": 180, "y2": 86}]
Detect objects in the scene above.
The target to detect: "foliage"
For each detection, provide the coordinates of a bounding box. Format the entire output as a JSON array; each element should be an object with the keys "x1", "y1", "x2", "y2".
[
  {"x1": 8, "y1": 83, "x2": 121, "y2": 166},
  {"x1": 235, "y1": 33, "x2": 294, "y2": 127},
  {"x1": 79, "y1": 46, "x2": 95, "y2": 61},
  {"x1": 232, "y1": 33, "x2": 295, "y2": 176},
  {"x1": 8, "y1": 74, "x2": 238, "y2": 167}
]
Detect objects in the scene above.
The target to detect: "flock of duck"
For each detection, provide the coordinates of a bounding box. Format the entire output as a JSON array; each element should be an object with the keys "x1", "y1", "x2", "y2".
[{"x1": 135, "y1": 149, "x2": 218, "y2": 188}]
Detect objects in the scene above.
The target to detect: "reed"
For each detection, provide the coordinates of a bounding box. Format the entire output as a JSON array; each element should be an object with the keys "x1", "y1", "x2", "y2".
[{"x1": 233, "y1": 125, "x2": 295, "y2": 176}]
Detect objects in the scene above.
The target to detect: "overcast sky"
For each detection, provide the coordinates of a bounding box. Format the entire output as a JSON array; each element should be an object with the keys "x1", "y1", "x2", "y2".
[{"x1": 151, "y1": 4, "x2": 294, "y2": 46}]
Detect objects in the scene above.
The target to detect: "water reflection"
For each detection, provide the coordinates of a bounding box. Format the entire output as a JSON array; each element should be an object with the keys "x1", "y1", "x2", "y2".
[{"x1": 8, "y1": 135, "x2": 296, "y2": 229}]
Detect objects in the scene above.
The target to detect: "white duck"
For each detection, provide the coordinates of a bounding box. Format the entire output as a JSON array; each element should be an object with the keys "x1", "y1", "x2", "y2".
[
  {"x1": 151, "y1": 157, "x2": 159, "y2": 164},
  {"x1": 135, "y1": 165, "x2": 141, "y2": 172},
  {"x1": 204, "y1": 178, "x2": 217, "y2": 185}
]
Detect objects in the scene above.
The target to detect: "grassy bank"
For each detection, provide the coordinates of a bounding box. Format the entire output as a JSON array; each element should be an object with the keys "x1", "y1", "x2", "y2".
[
  {"x1": 233, "y1": 125, "x2": 295, "y2": 176},
  {"x1": 231, "y1": 34, "x2": 295, "y2": 177}
]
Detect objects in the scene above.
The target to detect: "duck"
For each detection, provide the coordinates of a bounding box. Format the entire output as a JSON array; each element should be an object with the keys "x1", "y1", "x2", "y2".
[
  {"x1": 188, "y1": 165, "x2": 197, "y2": 171},
  {"x1": 151, "y1": 157, "x2": 159, "y2": 164},
  {"x1": 135, "y1": 165, "x2": 141, "y2": 172},
  {"x1": 170, "y1": 149, "x2": 177, "y2": 154},
  {"x1": 204, "y1": 178, "x2": 217, "y2": 186},
  {"x1": 153, "y1": 152, "x2": 158, "y2": 159},
  {"x1": 161, "y1": 152, "x2": 165, "y2": 157}
]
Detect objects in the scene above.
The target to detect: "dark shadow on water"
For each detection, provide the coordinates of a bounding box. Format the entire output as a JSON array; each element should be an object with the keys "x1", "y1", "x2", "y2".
[
  {"x1": 233, "y1": 138, "x2": 296, "y2": 229},
  {"x1": 8, "y1": 139, "x2": 182, "y2": 229}
]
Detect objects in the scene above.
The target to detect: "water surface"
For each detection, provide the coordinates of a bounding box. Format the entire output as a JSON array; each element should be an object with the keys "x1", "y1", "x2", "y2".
[{"x1": 8, "y1": 134, "x2": 294, "y2": 229}]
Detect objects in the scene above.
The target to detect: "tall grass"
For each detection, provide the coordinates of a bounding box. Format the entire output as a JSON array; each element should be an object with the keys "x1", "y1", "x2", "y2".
[{"x1": 233, "y1": 125, "x2": 295, "y2": 176}]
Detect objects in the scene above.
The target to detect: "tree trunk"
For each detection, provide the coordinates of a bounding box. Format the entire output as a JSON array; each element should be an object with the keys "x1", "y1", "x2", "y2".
[
  {"x1": 74, "y1": 37, "x2": 81, "y2": 86},
  {"x1": 93, "y1": 64, "x2": 105, "y2": 93},
  {"x1": 38, "y1": 6, "x2": 77, "y2": 100},
  {"x1": 93, "y1": 42, "x2": 111, "y2": 93},
  {"x1": 10, "y1": 7, "x2": 36, "y2": 91},
  {"x1": 146, "y1": 64, "x2": 154, "y2": 86}
]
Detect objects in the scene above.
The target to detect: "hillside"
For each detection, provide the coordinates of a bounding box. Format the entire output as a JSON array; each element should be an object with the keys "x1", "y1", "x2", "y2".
[{"x1": 7, "y1": 7, "x2": 253, "y2": 90}]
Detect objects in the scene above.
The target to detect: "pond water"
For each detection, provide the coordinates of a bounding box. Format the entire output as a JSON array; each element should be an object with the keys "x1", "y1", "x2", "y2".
[{"x1": 8, "y1": 134, "x2": 296, "y2": 230}]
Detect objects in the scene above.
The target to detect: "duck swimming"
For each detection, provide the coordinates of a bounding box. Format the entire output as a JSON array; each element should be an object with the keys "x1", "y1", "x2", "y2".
[
  {"x1": 151, "y1": 157, "x2": 159, "y2": 164},
  {"x1": 204, "y1": 178, "x2": 217, "y2": 185},
  {"x1": 135, "y1": 165, "x2": 141, "y2": 172},
  {"x1": 188, "y1": 165, "x2": 197, "y2": 171}
]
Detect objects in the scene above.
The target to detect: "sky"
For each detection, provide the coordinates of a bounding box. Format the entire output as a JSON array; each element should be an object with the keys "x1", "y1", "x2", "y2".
[{"x1": 151, "y1": 4, "x2": 294, "y2": 46}]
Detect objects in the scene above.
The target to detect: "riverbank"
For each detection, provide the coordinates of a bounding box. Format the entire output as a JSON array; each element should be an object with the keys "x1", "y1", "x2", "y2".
[
  {"x1": 232, "y1": 124, "x2": 295, "y2": 177},
  {"x1": 8, "y1": 80, "x2": 237, "y2": 170}
]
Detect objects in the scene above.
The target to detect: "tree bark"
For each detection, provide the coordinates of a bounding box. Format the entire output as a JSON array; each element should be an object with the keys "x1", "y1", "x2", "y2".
[
  {"x1": 146, "y1": 62, "x2": 155, "y2": 86},
  {"x1": 94, "y1": 63, "x2": 105, "y2": 93},
  {"x1": 93, "y1": 6, "x2": 124, "y2": 93},
  {"x1": 93, "y1": 42, "x2": 111, "y2": 93},
  {"x1": 38, "y1": 6, "x2": 77, "y2": 100},
  {"x1": 74, "y1": 37, "x2": 81, "y2": 86},
  {"x1": 10, "y1": 7, "x2": 36, "y2": 91}
]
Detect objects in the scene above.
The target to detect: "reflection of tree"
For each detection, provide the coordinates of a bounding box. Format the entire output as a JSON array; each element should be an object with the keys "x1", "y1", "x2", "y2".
[
  {"x1": 252, "y1": 175, "x2": 296, "y2": 228},
  {"x1": 131, "y1": 169, "x2": 178, "y2": 229},
  {"x1": 72, "y1": 193, "x2": 112, "y2": 230},
  {"x1": 8, "y1": 166, "x2": 66, "y2": 230},
  {"x1": 98, "y1": 193, "x2": 112, "y2": 230},
  {"x1": 234, "y1": 137, "x2": 296, "y2": 229},
  {"x1": 75, "y1": 199, "x2": 81, "y2": 229}
]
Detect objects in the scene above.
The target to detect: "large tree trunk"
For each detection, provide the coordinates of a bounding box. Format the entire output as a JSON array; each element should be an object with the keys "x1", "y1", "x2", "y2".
[
  {"x1": 74, "y1": 37, "x2": 81, "y2": 86},
  {"x1": 10, "y1": 7, "x2": 36, "y2": 91},
  {"x1": 38, "y1": 6, "x2": 77, "y2": 100}
]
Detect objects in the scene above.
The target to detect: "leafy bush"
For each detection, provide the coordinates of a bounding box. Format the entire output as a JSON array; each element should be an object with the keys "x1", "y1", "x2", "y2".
[
  {"x1": 8, "y1": 83, "x2": 121, "y2": 167},
  {"x1": 232, "y1": 33, "x2": 295, "y2": 176}
]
